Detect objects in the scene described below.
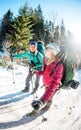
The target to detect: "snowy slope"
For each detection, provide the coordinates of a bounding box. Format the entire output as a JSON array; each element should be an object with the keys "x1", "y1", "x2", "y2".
[{"x1": 0, "y1": 63, "x2": 81, "y2": 130}]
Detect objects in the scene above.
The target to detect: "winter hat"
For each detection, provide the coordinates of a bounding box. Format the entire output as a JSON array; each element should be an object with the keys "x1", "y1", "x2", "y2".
[
  {"x1": 46, "y1": 43, "x2": 60, "y2": 56},
  {"x1": 29, "y1": 40, "x2": 37, "y2": 47}
]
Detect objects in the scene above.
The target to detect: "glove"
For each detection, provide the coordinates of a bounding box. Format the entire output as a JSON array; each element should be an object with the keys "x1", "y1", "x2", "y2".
[
  {"x1": 31, "y1": 100, "x2": 44, "y2": 111},
  {"x1": 29, "y1": 68, "x2": 35, "y2": 75},
  {"x1": 29, "y1": 61, "x2": 35, "y2": 68},
  {"x1": 10, "y1": 54, "x2": 14, "y2": 62},
  {"x1": 28, "y1": 62, "x2": 35, "y2": 74}
]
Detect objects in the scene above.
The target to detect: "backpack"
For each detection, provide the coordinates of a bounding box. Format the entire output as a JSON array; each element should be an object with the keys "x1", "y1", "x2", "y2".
[
  {"x1": 49, "y1": 60, "x2": 74, "y2": 87},
  {"x1": 37, "y1": 41, "x2": 45, "y2": 56}
]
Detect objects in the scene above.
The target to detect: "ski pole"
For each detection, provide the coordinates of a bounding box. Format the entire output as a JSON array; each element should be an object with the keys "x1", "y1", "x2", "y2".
[
  {"x1": 12, "y1": 65, "x2": 15, "y2": 84},
  {"x1": 10, "y1": 54, "x2": 15, "y2": 84}
]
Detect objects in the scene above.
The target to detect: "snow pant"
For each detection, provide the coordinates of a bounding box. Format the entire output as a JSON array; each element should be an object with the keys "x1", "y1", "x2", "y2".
[
  {"x1": 25, "y1": 72, "x2": 40, "y2": 92},
  {"x1": 43, "y1": 85, "x2": 60, "y2": 110}
]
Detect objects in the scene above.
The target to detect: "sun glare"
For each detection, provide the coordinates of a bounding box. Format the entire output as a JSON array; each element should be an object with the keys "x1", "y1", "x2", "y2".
[
  {"x1": 68, "y1": 24, "x2": 81, "y2": 51},
  {"x1": 73, "y1": 31, "x2": 81, "y2": 43},
  {"x1": 71, "y1": 24, "x2": 81, "y2": 44}
]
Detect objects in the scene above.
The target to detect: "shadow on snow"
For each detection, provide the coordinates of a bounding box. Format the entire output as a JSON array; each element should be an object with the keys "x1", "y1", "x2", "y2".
[
  {"x1": 0, "y1": 109, "x2": 47, "y2": 129},
  {"x1": 0, "y1": 91, "x2": 31, "y2": 106}
]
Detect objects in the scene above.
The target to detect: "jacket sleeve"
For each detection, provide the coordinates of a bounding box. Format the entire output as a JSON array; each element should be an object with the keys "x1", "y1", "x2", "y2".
[
  {"x1": 14, "y1": 51, "x2": 28, "y2": 59},
  {"x1": 40, "y1": 63, "x2": 64, "y2": 102}
]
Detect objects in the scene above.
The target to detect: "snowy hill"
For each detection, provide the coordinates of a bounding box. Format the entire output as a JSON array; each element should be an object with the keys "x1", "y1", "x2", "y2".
[{"x1": 0, "y1": 63, "x2": 81, "y2": 130}]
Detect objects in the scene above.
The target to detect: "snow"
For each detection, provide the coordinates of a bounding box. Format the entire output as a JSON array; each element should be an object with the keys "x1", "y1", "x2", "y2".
[
  {"x1": 0, "y1": 63, "x2": 81, "y2": 130},
  {"x1": 73, "y1": 69, "x2": 81, "y2": 83},
  {"x1": 0, "y1": 51, "x2": 10, "y2": 60}
]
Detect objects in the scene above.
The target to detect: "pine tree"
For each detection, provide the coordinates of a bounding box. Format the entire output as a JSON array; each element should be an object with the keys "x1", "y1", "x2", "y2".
[
  {"x1": 44, "y1": 20, "x2": 50, "y2": 44},
  {"x1": 0, "y1": 9, "x2": 13, "y2": 51},
  {"x1": 60, "y1": 19, "x2": 66, "y2": 42},
  {"x1": 54, "y1": 25, "x2": 60, "y2": 43},
  {"x1": 44, "y1": 20, "x2": 55, "y2": 44},
  {"x1": 6, "y1": 4, "x2": 33, "y2": 53},
  {"x1": 31, "y1": 5, "x2": 44, "y2": 40}
]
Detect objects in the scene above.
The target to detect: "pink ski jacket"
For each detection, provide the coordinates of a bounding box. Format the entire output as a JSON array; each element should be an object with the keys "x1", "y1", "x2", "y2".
[{"x1": 36, "y1": 58, "x2": 64, "y2": 102}]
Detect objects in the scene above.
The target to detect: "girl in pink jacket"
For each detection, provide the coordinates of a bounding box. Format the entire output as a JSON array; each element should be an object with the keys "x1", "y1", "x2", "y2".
[{"x1": 31, "y1": 42, "x2": 64, "y2": 113}]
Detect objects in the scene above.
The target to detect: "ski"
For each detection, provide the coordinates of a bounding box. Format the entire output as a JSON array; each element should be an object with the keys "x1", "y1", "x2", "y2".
[{"x1": 24, "y1": 106, "x2": 48, "y2": 122}]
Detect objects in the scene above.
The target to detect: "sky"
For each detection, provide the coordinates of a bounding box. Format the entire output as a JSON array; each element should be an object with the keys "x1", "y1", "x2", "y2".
[{"x1": 0, "y1": 0, "x2": 81, "y2": 42}]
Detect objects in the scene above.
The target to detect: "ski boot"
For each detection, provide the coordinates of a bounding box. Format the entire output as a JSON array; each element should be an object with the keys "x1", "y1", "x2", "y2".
[
  {"x1": 42, "y1": 100, "x2": 52, "y2": 111},
  {"x1": 22, "y1": 83, "x2": 30, "y2": 92}
]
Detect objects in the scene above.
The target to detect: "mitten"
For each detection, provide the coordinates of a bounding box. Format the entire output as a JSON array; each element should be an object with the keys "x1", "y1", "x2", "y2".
[{"x1": 31, "y1": 100, "x2": 44, "y2": 111}]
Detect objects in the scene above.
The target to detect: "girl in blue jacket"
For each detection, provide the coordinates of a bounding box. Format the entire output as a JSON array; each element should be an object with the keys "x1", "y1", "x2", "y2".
[{"x1": 14, "y1": 41, "x2": 43, "y2": 93}]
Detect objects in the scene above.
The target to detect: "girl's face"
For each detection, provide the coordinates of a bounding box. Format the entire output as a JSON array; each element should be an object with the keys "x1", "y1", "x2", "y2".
[
  {"x1": 44, "y1": 48, "x2": 56, "y2": 65},
  {"x1": 29, "y1": 44, "x2": 37, "y2": 52},
  {"x1": 45, "y1": 48, "x2": 55, "y2": 59}
]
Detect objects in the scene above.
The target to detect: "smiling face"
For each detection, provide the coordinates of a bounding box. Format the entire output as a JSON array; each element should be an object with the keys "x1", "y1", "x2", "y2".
[
  {"x1": 44, "y1": 48, "x2": 56, "y2": 65},
  {"x1": 29, "y1": 44, "x2": 37, "y2": 53},
  {"x1": 45, "y1": 48, "x2": 55, "y2": 59}
]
